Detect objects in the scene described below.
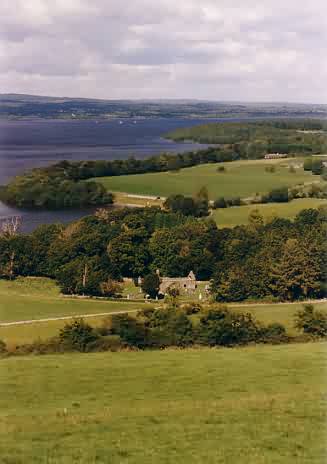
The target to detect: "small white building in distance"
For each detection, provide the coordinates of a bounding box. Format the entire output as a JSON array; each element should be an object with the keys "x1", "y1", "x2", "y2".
[{"x1": 264, "y1": 153, "x2": 288, "y2": 160}]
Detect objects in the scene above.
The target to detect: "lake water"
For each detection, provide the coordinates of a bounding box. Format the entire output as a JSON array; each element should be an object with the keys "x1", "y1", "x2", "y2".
[{"x1": 0, "y1": 116, "x2": 247, "y2": 232}]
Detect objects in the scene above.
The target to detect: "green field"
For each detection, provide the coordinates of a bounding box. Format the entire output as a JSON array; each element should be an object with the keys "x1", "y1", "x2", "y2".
[
  {"x1": 1, "y1": 343, "x2": 326, "y2": 463},
  {"x1": 212, "y1": 198, "x2": 327, "y2": 227},
  {"x1": 0, "y1": 277, "x2": 147, "y2": 324},
  {"x1": 97, "y1": 159, "x2": 315, "y2": 199}
]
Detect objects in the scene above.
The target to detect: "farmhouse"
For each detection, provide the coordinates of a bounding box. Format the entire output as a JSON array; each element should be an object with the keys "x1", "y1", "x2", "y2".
[
  {"x1": 264, "y1": 153, "x2": 288, "y2": 159},
  {"x1": 158, "y1": 270, "x2": 197, "y2": 295}
]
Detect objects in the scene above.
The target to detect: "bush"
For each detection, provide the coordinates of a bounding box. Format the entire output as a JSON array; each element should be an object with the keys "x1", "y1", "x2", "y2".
[
  {"x1": 86, "y1": 335, "x2": 123, "y2": 352},
  {"x1": 0, "y1": 339, "x2": 7, "y2": 354},
  {"x1": 181, "y1": 303, "x2": 202, "y2": 315},
  {"x1": 265, "y1": 186, "x2": 289, "y2": 203},
  {"x1": 217, "y1": 166, "x2": 226, "y2": 172},
  {"x1": 311, "y1": 159, "x2": 323, "y2": 175},
  {"x1": 100, "y1": 279, "x2": 123, "y2": 297},
  {"x1": 260, "y1": 323, "x2": 289, "y2": 344},
  {"x1": 196, "y1": 307, "x2": 261, "y2": 346},
  {"x1": 294, "y1": 304, "x2": 327, "y2": 338},
  {"x1": 104, "y1": 313, "x2": 150, "y2": 348},
  {"x1": 303, "y1": 158, "x2": 313, "y2": 171},
  {"x1": 213, "y1": 197, "x2": 227, "y2": 208},
  {"x1": 59, "y1": 319, "x2": 99, "y2": 352},
  {"x1": 226, "y1": 197, "x2": 242, "y2": 207}
]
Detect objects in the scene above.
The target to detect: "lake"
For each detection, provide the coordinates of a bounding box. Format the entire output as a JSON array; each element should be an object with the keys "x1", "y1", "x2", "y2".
[{"x1": 0, "y1": 116, "x2": 251, "y2": 232}]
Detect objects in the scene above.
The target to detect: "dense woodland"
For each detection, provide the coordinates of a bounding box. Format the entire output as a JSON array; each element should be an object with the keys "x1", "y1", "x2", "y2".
[
  {"x1": 0, "y1": 205, "x2": 325, "y2": 302},
  {"x1": 167, "y1": 119, "x2": 327, "y2": 154},
  {"x1": 1, "y1": 119, "x2": 326, "y2": 209}
]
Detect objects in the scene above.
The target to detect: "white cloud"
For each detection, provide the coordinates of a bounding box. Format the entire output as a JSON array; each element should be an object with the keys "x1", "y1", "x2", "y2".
[{"x1": 0, "y1": 0, "x2": 326, "y2": 102}]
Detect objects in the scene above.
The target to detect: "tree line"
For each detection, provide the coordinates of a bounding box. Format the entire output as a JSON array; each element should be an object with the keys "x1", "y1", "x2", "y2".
[{"x1": 0, "y1": 204, "x2": 325, "y2": 302}]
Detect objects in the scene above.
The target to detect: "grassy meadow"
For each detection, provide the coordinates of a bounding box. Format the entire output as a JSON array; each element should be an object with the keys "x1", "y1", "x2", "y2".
[
  {"x1": 0, "y1": 277, "x2": 147, "y2": 324},
  {"x1": 1, "y1": 343, "x2": 326, "y2": 463},
  {"x1": 212, "y1": 198, "x2": 327, "y2": 228},
  {"x1": 97, "y1": 159, "x2": 314, "y2": 199}
]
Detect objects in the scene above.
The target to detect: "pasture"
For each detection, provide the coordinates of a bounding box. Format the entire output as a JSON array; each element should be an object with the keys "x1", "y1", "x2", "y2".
[
  {"x1": 0, "y1": 343, "x2": 326, "y2": 463},
  {"x1": 212, "y1": 198, "x2": 327, "y2": 228},
  {"x1": 96, "y1": 159, "x2": 314, "y2": 199},
  {"x1": 0, "y1": 277, "x2": 147, "y2": 324}
]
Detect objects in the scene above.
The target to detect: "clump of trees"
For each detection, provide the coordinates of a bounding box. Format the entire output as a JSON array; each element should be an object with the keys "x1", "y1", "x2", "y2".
[
  {"x1": 164, "y1": 187, "x2": 209, "y2": 217},
  {"x1": 0, "y1": 169, "x2": 113, "y2": 209}
]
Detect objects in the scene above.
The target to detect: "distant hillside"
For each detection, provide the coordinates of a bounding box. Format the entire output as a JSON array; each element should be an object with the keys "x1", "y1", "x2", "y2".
[{"x1": 1, "y1": 93, "x2": 326, "y2": 120}]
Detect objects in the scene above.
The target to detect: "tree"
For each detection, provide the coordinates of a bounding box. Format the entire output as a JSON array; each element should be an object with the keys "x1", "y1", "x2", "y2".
[
  {"x1": 59, "y1": 319, "x2": 99, "y2": 352},
  {"x1": 265, "y1": 186, "x2": 289, "y2": 203},
  {"x1": 141, "y1": 273, "x2": 160, "y2": 298},
  {"x1": 196, "y1": 307, "x2": 260, "y2": 346},
  {"x1": 269, "y1": 239, "x2": 321, "y2": 300},
  {"x1": 294, "y1": 304, "x2": 327, "y2": 337},
  {"x1": 214, "y1": 197, "x2": 227, "y2": 208},
  {"x1": 105, "y1": 313, "x2": 150, "y2": 348}
]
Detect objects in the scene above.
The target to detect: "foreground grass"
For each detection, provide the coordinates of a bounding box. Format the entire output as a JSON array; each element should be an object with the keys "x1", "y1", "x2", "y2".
[
  {"x1": 97, "y1": 159, "x2": 314, "y2": 199},
  {"x1": 0, "y1": 343, "x2": 326, "y2": 463},
  {"x1": 212, "y1": 198, "x2": 327, "y2": 228}
]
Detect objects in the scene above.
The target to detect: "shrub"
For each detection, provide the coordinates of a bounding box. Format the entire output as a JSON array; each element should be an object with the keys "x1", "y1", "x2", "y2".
[
  {"x1": 86, "y1": 335, "x2": 123, "y2": 352},
  {"x1": 303, "y1": 158, "x2": 313, "y2": 171},
  {"x1": 0, "y1": 339, "x2": 7, "y2": 354},
  {"x1": 294, "y1": 304, "x2": 327, "y2": 338},
  {"x1": 213, "y1": 197, "x2": 227, "y2": 208},
  {"x1": 260, "y1": 323, "x2": 289, "y2": 344},
  {"x1": 105, "y1": 313, "x2": 150, "y2": 348},
  {"x1": 100, "y1": 279, "x2": 123, "y2": 297},
  {"x1": 196, "y1": 307, "x2": 260, "y2": 346},
  {"x1": 265, "y1": 186, "x2": 289, "y2": 203},
  {"x1": 59, "y1": 319, "x2": 99, "y2": 352},
  {"x1": 226, "y1": 197, "x2": 242, "y2": 207},
  {"x1": 217, "y1": 166, "x2": 226, "y2": 172},
  {"x1": 181, "y1": 303, "x2": 202, "y2": 315},
  {"x1": 311, "y1": 159, "x2": 323, "y2": 175}
]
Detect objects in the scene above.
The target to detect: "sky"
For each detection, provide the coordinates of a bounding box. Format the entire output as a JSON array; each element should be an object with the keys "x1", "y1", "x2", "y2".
[{"x1": 1, "y1": 0, "x2": 326, "y2": 103}]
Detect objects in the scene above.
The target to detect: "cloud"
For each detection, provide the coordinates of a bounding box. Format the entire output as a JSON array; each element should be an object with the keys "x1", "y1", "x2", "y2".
[{"x1": 0, "y1": 0, "x2": 326, "y2": 102}]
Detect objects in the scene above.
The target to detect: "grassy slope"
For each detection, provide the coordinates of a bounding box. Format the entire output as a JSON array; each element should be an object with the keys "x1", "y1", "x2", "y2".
[
  {"x1": 96, "y1": 159, "x2": 314, "y2": 199},
  {"x1": 0, "y1": 277, "x2": 147, "y2": 323},
  {"x1": 212, "y1": 198, "x2": 327, "y2": 228},
  {"x1": 1, "y1": 343, "x2": 326, "y2": 463}
]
